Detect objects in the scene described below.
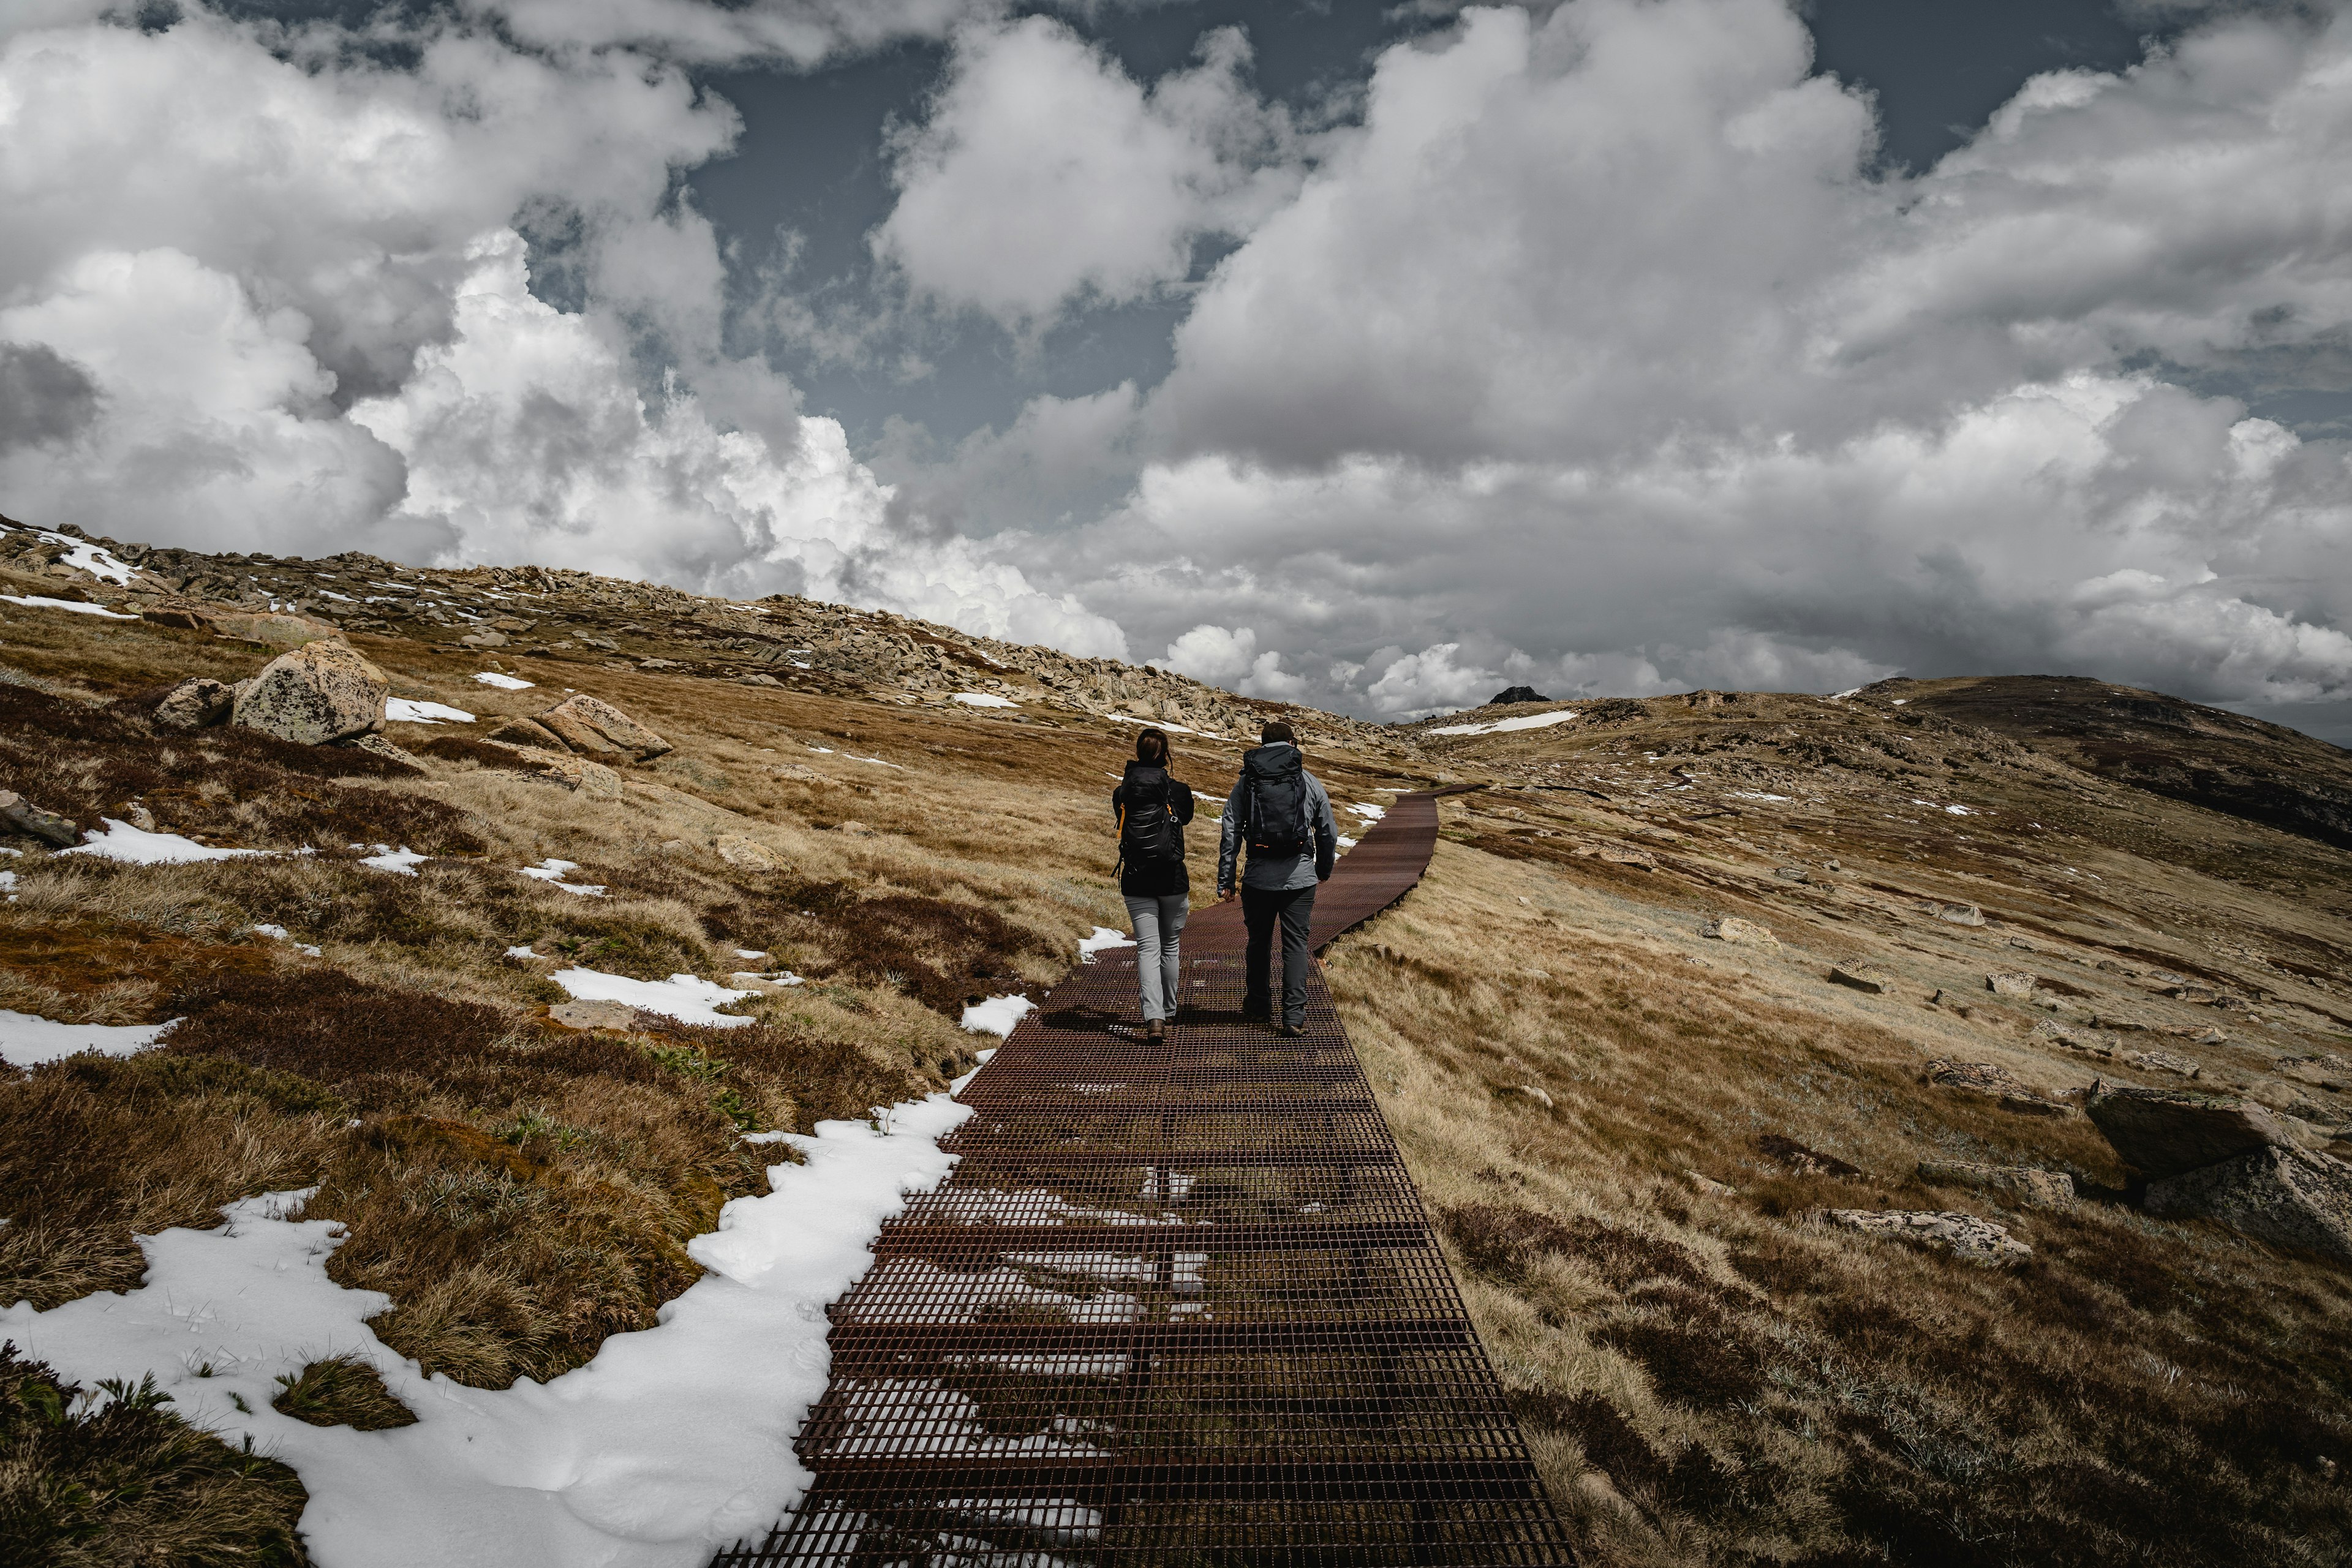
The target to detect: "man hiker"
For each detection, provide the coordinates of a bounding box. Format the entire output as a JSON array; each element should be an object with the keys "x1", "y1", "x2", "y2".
[{"x1": 1216, "y1": 720, "x2": 1339, "y2": 1037}]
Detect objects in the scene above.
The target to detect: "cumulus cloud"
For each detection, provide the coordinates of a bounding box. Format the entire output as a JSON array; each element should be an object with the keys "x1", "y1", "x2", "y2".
[
  {"x1": 0, "y1": 4, "x2": 1118, "y2": 652},
  {"x1": 872, "y1": 15, "x2": 1298, "y2": 330},
  {"x1": 979, "y1": 0, "x2": 2352, "y2": 716}
]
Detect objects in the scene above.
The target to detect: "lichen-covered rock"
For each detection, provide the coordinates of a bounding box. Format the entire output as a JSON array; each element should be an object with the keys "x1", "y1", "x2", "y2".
[
  {"x1": 152, "y1": 676, "x2": 232, "y2": 731},
  {"x1": 208, "y1": 609, "x2": 340, "y2": 646},
  {"x1": 1825, "y1": 1208, "x2": 2031, "y2": 1265},
  {"x1": 1830, "y1": 964, "x2": 1888, "y2": 993},
  {"x1": 1923, "y1": 1059, "x2": 2070, "y2": 1116},
  {"x1": 231, "y1": 639, "x2": 388, "y2": 744},
  {"x1": 1703, "y1": 914, "x2": 1777, "y2": 946},
  {"x1": 522, "y1": 750, "x2": 622, "y2": 799},
  {"x1": 339, "y1": 734, "x2": 423, "y2": 771},
  {"x1": 1917, "y1": 1160, "x2": 2076, "y2": 1209},
  {"x1": 1934, "y1": 902, "x2": 1986, "y2": 926},
  {"x1": 2087, "y1": 1084, "x2": 2294, "y2": 1181},
  {"x1": 485, "y1": 716, "x2": 566, "y2": 750},
  {"x1": 0, "y1": 790, "x2": 79, "y2": 848},
  {"x1": 536, "y1": 694, "x2": 671, "y2": 760},
  {"x1": 714, "y1": 834, "x2": 782, "y2": 870},
  {"x1": 1987, "y1": 970, "x2": 2038, "y2": 998},
  {"x1": 2145, "y1": 1144, "x2": 2352, "y2": 1262}
]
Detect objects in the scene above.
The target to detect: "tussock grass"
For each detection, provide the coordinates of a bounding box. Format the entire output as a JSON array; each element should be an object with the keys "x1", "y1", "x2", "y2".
[
  {"x1": 0, "y1": 1341, "x2": 310, "y2": 1566},
  {"x1": 1332, "y1": 833, "x2": 2352, "y2": 1566},
  {"x1": 271, "y1": 1354, "x2": 416, "y2": 1431}
]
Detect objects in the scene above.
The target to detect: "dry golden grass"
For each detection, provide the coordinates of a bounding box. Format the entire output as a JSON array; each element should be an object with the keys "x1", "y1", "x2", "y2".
[{"x1": 1329, "y1": 803, "x2": 2352, "y2": 1566}]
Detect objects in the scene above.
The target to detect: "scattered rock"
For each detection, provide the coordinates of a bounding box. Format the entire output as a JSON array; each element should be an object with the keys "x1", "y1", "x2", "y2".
[
  {"x1": 488, "y1": 617, "x2": 531, "y2": 633},
  {"x1": 140, "y1": 603, "x2": 213, "y2": 632},
  {"x1": 2086, "y1": 1084, "x2": 2296, "y2": 1181},
  {"x1": 152, "y1": 676, "x2": 232, "y2": 731},
  {"x1": 638, "y1": 657, "x2": 682, "y2": 670},
  {"x1": 549, "y1": 1000, "x2": 643, "y2": 1031},
  {"x1": 1755, "y1": 1133, "x2": 1861, "y2": 1177},
  {"x1": 0, "y1": 790, "x2": 79, "y2": 848},
  {"x1": 230, "y1": 639, "x2": 389, "y2": 745},
  {"x1": 1828, "y1": 963, "x2": 1888, "y2": 994},
  {"x1": 2125, "y1": 1047, "x2": 2203, "y2": 1080},
  {"x1": 1927, "y1": 989, "x2": 1975, "y2": 1019},
  {"x1": 120, "y1": 802, "x2": 157, "y2": 832},
  {"x1": 2167, "y1": 984, "x2": 2217, "y2": 1004},
  {"x1": 1987, "y1": 971, "x2": 2038, "y2": 998},
  {"x1": 1576, "y1": 843, "x2": 1656, "y2": 869},
  {"x1": 1934, "y1": 903, "x2": 1986, "y2": 927},
  {"x1": 2277, "y1": 1055, "x2": 2351, "y2": 1092},
  {"x1": 770, "y1": 762, "x2": 823, "y2": 782},
  {"x1": 831, "y1": 819, "x2": 876, "y2": 837},
  {"x1": 459, "y1": 629, "x2": 508, "y2": 649},
  {"x1": 528, "y1": 752, "x2": 623, "y2": 800},
  {"x1": 738, "y1": 673, "x2": 784, "y2": 687},
  {"x1": 536, "y1": 693, "x2": 671, "y2": 760},
  {"x1": 1917, "y1": 1159, "x2": 2076, "y2": 1209},
  {"x1": 1703, "y1": 915, "x2": 1777, "y2": 947},
  {"x1": 207, "y1": 609, "x2": 340, "y2": 646},
  {"x1": 1773, "y1": 865, "x2": 1809, "y2": 883},
  {"x1": 486, "y1": 717, "x2": 567, "y2": 750},
  {"x1": 1923, "y1": 1058, "x2": 2070, "y2": 1115},
  {"x1": 2007, "y1": 937, "x2": 2035, "y2": 950},
  {"x1": 714, "y1": 834, "x2": 783, "y2": 871},
  {"x1": 1687, "y1": 1171, "x2": 1737, "y2": 1197},
  {"x1": 2145, "y1": 1144, "x2": 2352, "y2": 1262},
  {"x1": 1823, "y1": 1208, "x2": 2032, "y2": 1265},
  {"x1": 1512, "y1": 1084, "x2": 1555, "y2": 1109},
  {"x1": 2034, "y1": 1019, "x2": 2116, "y2": 1060}
]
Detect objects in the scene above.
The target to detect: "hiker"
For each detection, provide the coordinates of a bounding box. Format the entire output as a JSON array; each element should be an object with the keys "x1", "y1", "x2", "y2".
[
  {"x1": 1112, "y1": 727, "x2": 1196, "y2": 1039},
  {"x1": 1217, "y1": 720, "x2": 1338, "y2": 1037}
]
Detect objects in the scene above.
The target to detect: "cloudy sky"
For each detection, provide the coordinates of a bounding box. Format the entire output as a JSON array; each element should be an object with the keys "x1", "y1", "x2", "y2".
[{"x1": 4, "y1": 1, "x2": 2350, "y2": 736}]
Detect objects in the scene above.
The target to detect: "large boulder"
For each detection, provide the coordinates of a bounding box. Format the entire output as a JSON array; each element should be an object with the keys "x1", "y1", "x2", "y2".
[
  {"x1": 1917, "y1": 1160, "x2": 2076, "y2": 1210},
  {"x1": 153, "y1": 676, "x2": 232, "y2": 731},
  {"x1": 535, "y1": 694, "x2": 671, "y2": 761},
  {"x1": 2146, "y1": 1145, "x2": 2352, "y2": 1262},
  {"x1": 2087, "y1": 1084, "x2": 2295, "y2": 1182},
  {"x1": 1825, "y1": 1208, "x2": 2032, "y2": 1265},
  {"x1": 230, "y1": 639, "x2": 388, "y2": 745}
]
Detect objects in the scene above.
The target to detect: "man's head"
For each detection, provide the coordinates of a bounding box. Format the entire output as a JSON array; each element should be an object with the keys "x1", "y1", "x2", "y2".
[{"x1": 1261, "y1": 720, "x2": 1295, "y2": 745}]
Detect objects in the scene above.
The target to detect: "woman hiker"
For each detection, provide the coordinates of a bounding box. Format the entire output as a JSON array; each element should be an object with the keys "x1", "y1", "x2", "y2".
[{"x1": 1112, "y1": 727, "x2": 1196, "y2": 1039}]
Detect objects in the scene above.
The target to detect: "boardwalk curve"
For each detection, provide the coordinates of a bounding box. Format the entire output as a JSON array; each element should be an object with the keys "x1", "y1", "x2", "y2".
[{"x1": 717, "y1": 789, "x2": 1575, "y2": 1565}]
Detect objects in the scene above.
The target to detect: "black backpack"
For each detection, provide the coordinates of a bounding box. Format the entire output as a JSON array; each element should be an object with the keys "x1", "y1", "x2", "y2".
[
  {"x1": 1118, "y1": 764, "x2": 1183, "y2": 869},
  {"x1": 1242, "y1": 745, "x2": 1310, "y2": 856}
]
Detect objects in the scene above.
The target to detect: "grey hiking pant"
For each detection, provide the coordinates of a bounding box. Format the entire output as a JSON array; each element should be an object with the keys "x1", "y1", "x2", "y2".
[
  {"x1": 1123, "y1": 893, "x2": 1188, "y2": 1022},
  {"x1": 1242, "y1": 883, "x2": 1316, "y2": 1030}
]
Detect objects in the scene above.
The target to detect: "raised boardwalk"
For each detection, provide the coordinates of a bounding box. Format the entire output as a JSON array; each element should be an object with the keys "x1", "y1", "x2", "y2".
[{"x1": 717, "y1": 790, "x2": 1575, "y2": 1565}]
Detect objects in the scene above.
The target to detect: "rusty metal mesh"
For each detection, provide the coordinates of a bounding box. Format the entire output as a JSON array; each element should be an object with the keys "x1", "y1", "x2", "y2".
[{"x1": 714, "y1": 790, "x2": 1575, "y2": 1566}]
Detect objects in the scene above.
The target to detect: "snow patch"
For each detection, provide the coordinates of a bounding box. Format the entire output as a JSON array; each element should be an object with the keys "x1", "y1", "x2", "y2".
[
  {"x1": 385, "y1": 698, "x2": 476, "y2": 725},
  {"x1": 552, "y1": 967, "x2": 759, "y2": 1028},
  {"x1": 1428, "y1": 709, "x2": 1578, "y2": 737},
  {"x1": 252, "y1": 924, "x2": 321, "y2": 957},
  {"x1": 1079, "y1": 926, "x2": 1136, "y2": 962},
  {"x1": 0, "y1": 1095, "x2": 971, "y2": 1567},
  {"x1": 961, "y1": 995, "x2": 1035, "y2": 1038},
  {"x1": 519, "y1": 858, "x2": 606, "y2": 896},
  {"x1": 951, "y1": 692, "x2": 1017, "y2": 709},
  {"x1": 1346, "y1": 802, "x2": 1386, "y2": 823},
  {"x1": 472, "y1": 671, "x2": 535, "y2": 691},
  {"x1": 0, "y1": 594, "x2": 138, "y2": 619},
  {"x1": 64, "y1": 820, "x2": 268, "y2": 864},
  {"x1": 359, "y1": 845, "x2": 430, "y2": 876},
  {"x1": 0, "y1": 1010, "x2": 179, "y2": 1068}
]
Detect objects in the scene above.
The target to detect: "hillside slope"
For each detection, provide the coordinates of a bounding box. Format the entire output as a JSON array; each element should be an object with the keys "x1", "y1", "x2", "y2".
[{"x1": 0, "y1": 519, "x2": 2346, "y2": 1565}]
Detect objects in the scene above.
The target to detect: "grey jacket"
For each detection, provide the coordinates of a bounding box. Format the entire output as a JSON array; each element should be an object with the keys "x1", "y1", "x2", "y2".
[{"x1": 1216, "y1": 744, "x2": 1339, "y2": 893}]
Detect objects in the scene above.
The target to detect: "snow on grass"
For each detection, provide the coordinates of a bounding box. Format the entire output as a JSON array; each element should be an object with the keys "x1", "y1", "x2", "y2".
[
  {"x1": 1728, "y1": 791, "x2": 1795, "y2": 803},
  {"x1": 0, "y1": 594, "x2": 138, "y2": 619},
  {"x1": 1428, "y1": 708, "x2": 1579, "y2": 737},
  {"x1": 961, "y1": 995, "x2": 1035, "y2": 1037},
  {"x1": 951, "y1": 692, "x2": 1017, "y2": 708},
  {"x1": 806, "y1": 746, "x2": 904, "y2": 770},
  {"x1": 0, "y1": 1095, "x2": 972, "y2": 1568},
  {"x1": 64, "y1": 819, "x2": 269, "y2": 864},
  {"x1": 1078, "y1": 926, "x2": 1136, "y2": 962},
  {"x1": 505, "y1": 944, "x2": 541, "y2": 959},
  {"x1": 0, "y1": 1010, "x2": 179, "y2": 1068},
  {"x1": 359, "y1": 845, "x2": 430, "y2": 876},
  {"x1": 730, "y1": 971, "x2": 805, "y2": 987},
  {"x1": 1346, "y1": 802, "x2": 1386, "y2": 822},
  {"x1": 472, "y1": 671, "x2": 534, "y2": 691},
  {"x1": 252, "y1": 924, "x2": 322, "y2": 957},
  {"x1": 1945, "y1": 804, "x2": 1976, "y2": 816},
  {"x1": 385, "y1": 698, "x2": 476, "y2": 725},
  {"x1": 37, "y1": 531, "x2": 137, "y2": 585},
  {"x1": 519, "y1": 858, "x2": 606, "y2": 896},
  {"x1": 734, "y1": 948, "x2": 767, "y2": 959},
  {"x1": 1337, "y1": 836, "x2": 1358, "y2": 850},
  {"x1": 552, "y1": 967, "x2": 760, "y2": 1028},
  {"x1": 1106, "y1": 711, "x2": 1206, "y2": 736}
]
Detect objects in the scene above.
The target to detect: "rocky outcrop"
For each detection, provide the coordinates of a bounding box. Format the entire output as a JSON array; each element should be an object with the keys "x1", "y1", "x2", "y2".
[
  {"x1": 2086, "y1": 1084, "x2": 2295, "y2": 1181},
  {"x1": 522, "y1": 750, "x2": 622, "y2": 799},
  {"x1": 208, "y1": 609, "x2": 341, "y2": 646},
  {"x1": 714, "y1": 834, "x2": 782, "y2": 870},
  {"x1": 152, "y1": 676, "x2": 232, "y2": 731},
  {"x1": 1923, "y1": 1059, "x2": 2070, "y2": 1115},
  {"x1": 1490, "y1": 685, "x2": 1550, "y2": 706},
  {"x1": 1703, "y1": 915, "x2": 1777, "y2": 946},
  {"x1": 1824, "y1": 1208, "x2": 2032, "y2": 1265},
  {"x1": 231, "y1": 639, "x2": 388, "y2": 745},
  {"x1": 2145, "y1": 1145, "x2": 2352, "y2": 1262},
  {"x1": 1917, "y1": 1160, "x2": 2075, "y2": 1209},
  {"x1": 0, "y1": 790, "x2": 78, "y2": 847},
  {"x1": 1829, "y1": 963, "x2": 1888, "y2": 993},
  {"x1": 485, "y1": 717, "x2": 566, "y2": 750},
  {"x1": 535, "y1": 695, "x2": 671, "y2": 761},
  {"x1": 1987, "y1": 971, "x2": 2038, "y2": 998}
]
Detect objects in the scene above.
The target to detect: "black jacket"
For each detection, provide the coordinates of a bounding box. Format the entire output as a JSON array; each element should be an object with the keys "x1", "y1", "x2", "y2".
[{"x1": 1112, "y1": 761, "x2": 1196, "y2": 897}]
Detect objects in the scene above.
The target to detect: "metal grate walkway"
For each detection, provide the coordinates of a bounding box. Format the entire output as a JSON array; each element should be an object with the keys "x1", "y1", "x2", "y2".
[{"x1": 716, "y1": 790, "x2": 1575, "y2": 1565}]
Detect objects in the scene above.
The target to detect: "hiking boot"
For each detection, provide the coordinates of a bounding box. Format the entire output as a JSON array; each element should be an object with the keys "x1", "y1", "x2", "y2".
[
  {"x1": 1147, "y1": 1019, "x2": 1165, "y2": 1041},
  {"x1": 1241, "y1": 999, "x2": 1272, "y2": 1023},
  {"x1": 1277, "y1": 1022, "x2": 1305, "y2": 1039}
]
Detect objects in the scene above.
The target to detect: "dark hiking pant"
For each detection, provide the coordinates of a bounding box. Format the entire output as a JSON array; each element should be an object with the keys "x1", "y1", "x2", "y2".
[{"x1": 1242, "y1": 884, "x2": 1316, "y2": 1030}]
